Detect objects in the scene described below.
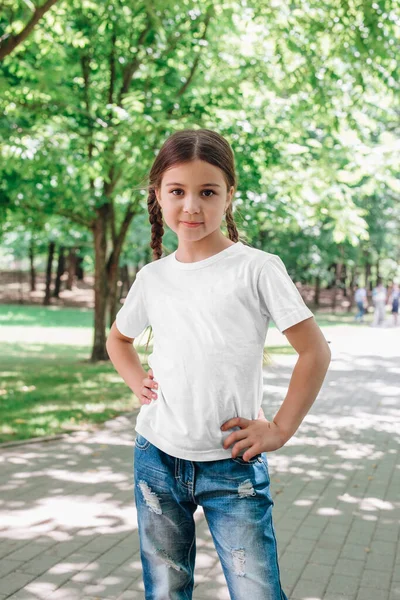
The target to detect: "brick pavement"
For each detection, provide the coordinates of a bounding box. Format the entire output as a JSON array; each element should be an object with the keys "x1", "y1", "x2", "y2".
[{"x1": 0, "y1": 324, "x2": 399, "y2": 599}]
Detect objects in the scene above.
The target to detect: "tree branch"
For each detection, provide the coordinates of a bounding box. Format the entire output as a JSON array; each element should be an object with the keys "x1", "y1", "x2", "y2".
[
  {"x1": 11, "y1": 198, "x2": 94, "y2": 229},
  {"x1": 108, "y1": 28, "x2": 117, "y2": 107},
  {"x1": 54, "y1": 208, "x2": 95, "y2": 230},
  {"x1": 106, "y1": 202, "x2": 137, "y2": 273},
  {"x1": 0, "y1": 0, "x2": 59, "y2": 60},
  {"x1": 80, "y1": 52, "x2": 95, "y2": 162},
  {"x1": 166, "y1": 5, "x2": 213, "y2": 114},
  {"x1": 117, "y1": 19, "x2": 152, "y2": 105}
]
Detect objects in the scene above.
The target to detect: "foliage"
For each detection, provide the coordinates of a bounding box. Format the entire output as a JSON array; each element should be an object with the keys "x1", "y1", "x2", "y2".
[{"x1": 0, "y1": 0, "x2": 399, "y2": 316}]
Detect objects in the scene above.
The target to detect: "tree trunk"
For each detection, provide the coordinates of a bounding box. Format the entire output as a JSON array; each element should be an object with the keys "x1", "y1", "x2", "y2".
[
  {"x1": 348, "y1": 265, "x2": 357, "y2": 312},
  {"x1": 314, "y1": 275, "x2": 320, "y2": 307},
  {"x1": 107, "y1": 256, "x2": 121, "y2": 329},
  {"x1": 53, "y1": 245, "x2": 65, "y2": 298},
  {"x1": 18, "y1": 268, "x2": 24, "y2": 304},
  {"x1": 76, "y1": 255, "x2": 84, "y2": 280},
  {"x1": 29, "y1": 240, "x2": 36, "y2": 292},
  {"x1": 119, "y1": 264, "x2": 130, "y2": 299},
  {"x1": 326, "y1": 263, "x2": 335, "y2": 289},
  {"x1": 44, "y1": 240, "x2": 55, "y2": 306},
  {"x1": 91, "y1": 209, "x2": 109, "y2": 361},
  {"x1": 342, "y1": 263, "x2": 347, "y2": 297},
  {"x1": 89, "y1": 194, "x2": 137, "y2": 361},
  {"x1": 106, "y1": 211, "x2": 136, "y2": 331},
  {"x1": 365, "y1": 262, "x2": 371, "y2": 292},
  {"x1": 66, "y1": 247, "x2": 77, "y2": 290},
  {"x1": 331, "y1": 262, "x2": 342, "y2": 312},
  {"x1": 376, "y1": 258, "x2": 380, "y2": 286}
]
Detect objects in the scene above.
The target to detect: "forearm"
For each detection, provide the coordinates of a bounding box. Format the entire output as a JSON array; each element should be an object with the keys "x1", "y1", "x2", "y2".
[
  {"x1": 106, "y1": 338, "x2": 147, "y2": 398},
  {"x1": 272, "y1": 349, "x2": 331, "y2": 444}
]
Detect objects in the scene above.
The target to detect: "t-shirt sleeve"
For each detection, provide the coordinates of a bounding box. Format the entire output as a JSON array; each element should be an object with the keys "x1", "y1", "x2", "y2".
[
  {"x1": 257, "y1": 255, "x2": 314, "y2": 334},
  {"x1": 115, "y1": 269, "x2": 150, "y2": 338}
]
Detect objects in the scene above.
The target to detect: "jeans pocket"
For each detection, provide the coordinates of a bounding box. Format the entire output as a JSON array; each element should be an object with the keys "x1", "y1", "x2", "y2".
[
  {"x1": 258, "y1": 452, "x2": 271, "y2": 484},
  {"x1": 135, "y1": 432, "x2": 151, "y2": 451},
  {"x1": 232, "y1": 454, "x2": 262, "y2": 465}
]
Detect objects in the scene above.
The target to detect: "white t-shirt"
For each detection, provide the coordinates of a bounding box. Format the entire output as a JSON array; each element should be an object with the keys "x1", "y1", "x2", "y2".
[
  {"x1": 354, "y1": 288, "x2": 366, "y2": 302},
  {"x1": 373, "y1": 286, "x2": 387, "y2": 303},
  {"x1": 116, "y1": 241, "x2": 314, "y2": 461}
]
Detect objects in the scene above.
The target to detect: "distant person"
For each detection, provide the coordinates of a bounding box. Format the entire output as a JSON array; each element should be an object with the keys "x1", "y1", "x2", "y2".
[
  {"x1": 354, "y1": 284, "x2": 367, "y2": 323},
  {"x1": 388, "y1": 282, "x2": 399, "y2": 327},
  {"x1": 371, "y1": 280, "x2": 387, "y2": 327}
]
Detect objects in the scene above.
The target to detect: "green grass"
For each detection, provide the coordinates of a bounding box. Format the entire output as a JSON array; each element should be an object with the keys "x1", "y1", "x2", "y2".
[
  {"x1": 0, "y1": 341, "x2": 152, "y2": 444},
  {"x1": 0, "y1": 303, "x2": 365, "y2": 444},
  {"x1": 0, "y1": 304, "x2": 92, "y2": 328}
]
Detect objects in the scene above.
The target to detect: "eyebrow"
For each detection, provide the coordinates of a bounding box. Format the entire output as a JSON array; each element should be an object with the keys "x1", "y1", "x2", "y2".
[{"x1": 165, "y1": 182, "x2": 221, "y2": 187}]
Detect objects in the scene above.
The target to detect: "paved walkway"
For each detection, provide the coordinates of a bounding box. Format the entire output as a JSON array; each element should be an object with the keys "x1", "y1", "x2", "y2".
[{"x1": 0, "y1": 324, "x2": 399, "y2": 600}]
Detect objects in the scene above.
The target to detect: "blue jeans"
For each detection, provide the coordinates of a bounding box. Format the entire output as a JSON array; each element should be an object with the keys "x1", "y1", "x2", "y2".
[
  {"x1": 355, "y1": 300, "x2": 365, "y2": 320},
  {"x1": 134, "y1": 433, "x2": 288, "y2": 600}
]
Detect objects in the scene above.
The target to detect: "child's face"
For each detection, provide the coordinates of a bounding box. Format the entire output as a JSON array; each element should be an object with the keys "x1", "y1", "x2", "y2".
[{"x1": 155, "y1": 159, "x2": 234, "y2": 241}]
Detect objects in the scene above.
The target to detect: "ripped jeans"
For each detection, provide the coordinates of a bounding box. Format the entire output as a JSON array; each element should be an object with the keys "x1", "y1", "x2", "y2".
[{"x1": 133, "y1": 433, "x2": 288, "y2": 600}]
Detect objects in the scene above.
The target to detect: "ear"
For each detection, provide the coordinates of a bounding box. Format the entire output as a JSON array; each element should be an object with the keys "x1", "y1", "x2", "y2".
[{"x1": 225, "y1": 186, "x2": 234, "y2": 210}]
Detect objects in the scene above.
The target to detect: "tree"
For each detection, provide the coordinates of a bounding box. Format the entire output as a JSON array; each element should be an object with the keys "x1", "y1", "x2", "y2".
[{"x1": 1, "y1": 0, "x2": 399, "y2": 360}]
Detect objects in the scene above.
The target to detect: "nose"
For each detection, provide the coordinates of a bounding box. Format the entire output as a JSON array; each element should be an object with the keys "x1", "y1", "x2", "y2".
[{"x1": 182, "y1": 197, "x2": 201, "y2": 214}]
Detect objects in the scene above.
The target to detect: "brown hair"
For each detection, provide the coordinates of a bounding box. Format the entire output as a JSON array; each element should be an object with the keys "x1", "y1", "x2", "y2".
[{"x1": 136, "y1": 128, "x2": 271, "y2": 365}]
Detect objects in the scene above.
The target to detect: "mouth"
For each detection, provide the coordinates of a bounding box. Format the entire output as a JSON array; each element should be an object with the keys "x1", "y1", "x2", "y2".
[{"x1": 181, "y1": 221, "x2": 204, "y2": 226}]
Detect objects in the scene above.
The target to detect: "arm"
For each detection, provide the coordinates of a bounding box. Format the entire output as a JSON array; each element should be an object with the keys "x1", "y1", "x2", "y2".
[
  {"x1": 106, "y1": 322, "x2": 148, "y2": 398},
  {"x1": 272, "y1": 317, "x2": 331, "y2": 444}
]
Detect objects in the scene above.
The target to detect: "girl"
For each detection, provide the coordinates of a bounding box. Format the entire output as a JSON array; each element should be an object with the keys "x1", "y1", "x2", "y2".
[{"x1": 106, "y1": 129, "x2": 331, "y2": 600}]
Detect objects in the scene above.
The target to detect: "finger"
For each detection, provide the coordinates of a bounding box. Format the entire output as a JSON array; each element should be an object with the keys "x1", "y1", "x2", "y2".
[
  {"x1": 145, "y1": 385, "x2": 158, "y2": 400},
  {"x1": 221, "y1": 417, "x2": 246, "y2": 431},
  {"x1": 222, "y1": 429, "x2": 246, "y2": 450},
  {"x1": 144, "y1": 377, "x2": 158, "y2": 390},
  {"x1": 141, "y1": 388, "x2": 152, "y2": 402},
  {"x1": 232, "y1": 437, "x2": 260, "y2": 461},
  {"x1": 141, "y1": 385, "x2": 157, "y2": 402},
  {"x1": 222, "y1": 435, "x2": 233, "y2": 449},
  {"x1": 240, "y1": 451, "x2": 255, "y2": 462},
  {"x1": 231, "y1": 441, "x2": 254, "y2": 461},
  {"x1": 222, "y1": 430, "x2": 237, "y2": 449},
  {"x1": 221, "y1": 418, "x2": 236, "y2": 431}
]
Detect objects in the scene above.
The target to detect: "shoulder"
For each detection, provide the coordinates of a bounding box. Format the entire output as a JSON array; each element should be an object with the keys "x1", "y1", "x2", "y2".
[
  {"x1": 137, "y1": 252, "x2": 173, "y2": 278},
  {"x1": 239, "y1": 243, "x2": 282, "y2": 270},
  {"x1": 236, "y1": 245, "x2": 295, "y2": 287}
]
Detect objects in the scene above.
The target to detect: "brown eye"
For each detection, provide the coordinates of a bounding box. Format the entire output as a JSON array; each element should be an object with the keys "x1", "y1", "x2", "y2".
[{"x1": 169, "y1": 189, "x2": 216, "y2": 197}]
